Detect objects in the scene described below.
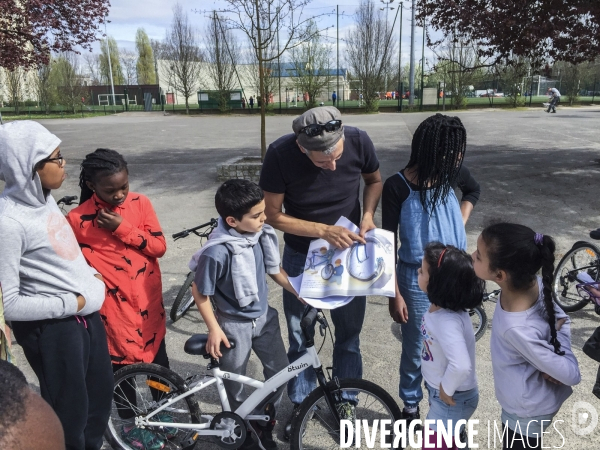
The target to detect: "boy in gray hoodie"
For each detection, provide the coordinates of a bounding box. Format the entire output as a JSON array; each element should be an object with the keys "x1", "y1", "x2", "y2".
[{"x1": 0, "y1": 121, "x2": 113, "y2": 450}]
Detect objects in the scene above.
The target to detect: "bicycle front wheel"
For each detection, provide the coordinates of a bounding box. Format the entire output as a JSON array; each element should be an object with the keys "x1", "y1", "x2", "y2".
[
  {"x1": 105, "y1": 363, "x2": 202, "y2": 450},
  {"x1": 553, "y1": 241, "x2": 600, "y2": 312},
  {"x1": 290, "y1": 378, "x2": 402, "y2": 450},
  {"x1": 170, "y1": 272, "x2": 196, "y2": 322}
]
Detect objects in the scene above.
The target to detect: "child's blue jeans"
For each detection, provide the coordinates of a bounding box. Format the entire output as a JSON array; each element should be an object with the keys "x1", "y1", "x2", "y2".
[{"x1": 425, "y1": 382, "x2": 479, "y2": 436}]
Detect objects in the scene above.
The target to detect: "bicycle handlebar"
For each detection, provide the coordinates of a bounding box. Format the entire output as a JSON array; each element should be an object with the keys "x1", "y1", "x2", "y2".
[
  {"x1": 57, "y1": 195, "x2": 78, "y2": 206},
  {"x1": 172, "y1": 218, "x2": 218, "y2": 240},
  {"x1": 301, "y1": 307, "x2": 319, "y2": 330}
]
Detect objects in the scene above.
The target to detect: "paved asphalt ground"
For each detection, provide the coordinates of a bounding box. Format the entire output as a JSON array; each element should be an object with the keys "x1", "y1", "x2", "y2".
[{"x1": 4, "y1": 105, "x2": 600, "y2": 449}]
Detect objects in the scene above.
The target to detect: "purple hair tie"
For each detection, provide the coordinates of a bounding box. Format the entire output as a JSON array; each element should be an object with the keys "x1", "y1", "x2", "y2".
[{"x1": 534, "y1": 233, "x2": 544, "y2": 245}]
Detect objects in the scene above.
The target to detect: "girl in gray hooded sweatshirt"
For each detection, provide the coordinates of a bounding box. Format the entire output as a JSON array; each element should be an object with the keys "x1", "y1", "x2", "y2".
[{"x1": 0, "y1": 121, "x2": 113, "y2": 450}]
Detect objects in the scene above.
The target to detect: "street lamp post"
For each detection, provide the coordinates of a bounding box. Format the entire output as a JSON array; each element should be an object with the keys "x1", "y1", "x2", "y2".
[
  {"x1": 409, "y1": 0, "x2": 416, "y2": 106},
  {"x1": 104, "y1": 16, "x2": 116, "y2": 112},
  {"x1": 380, "y1": 0, "x2": 395, "y2": 95}
]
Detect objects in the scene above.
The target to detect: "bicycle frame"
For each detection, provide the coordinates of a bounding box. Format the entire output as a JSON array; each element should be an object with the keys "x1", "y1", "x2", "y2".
[
  {"x1": 307, "y1": 250, "x2": 334, "y2": 269},
  {"x1": 135, "y1": 345, "x2": 323, "y2": 437}
]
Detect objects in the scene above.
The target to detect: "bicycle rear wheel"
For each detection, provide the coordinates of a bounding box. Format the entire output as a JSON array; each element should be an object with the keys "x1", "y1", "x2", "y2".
[
  {"x1": 105, "y1": 363, "x2": 202, "y2": 450},
  {"x1": 170, "y1": 272, "x2": 196, "y2": 323},
  {"x1": 553, "y1": 241, "x2": 600, "y2": 312},
  {"x1": 290, "y1": 378, "x2": 402, "y2": 450},
  {"x1": 469, "y1": 305, "x2": 488, "y2": 342}
]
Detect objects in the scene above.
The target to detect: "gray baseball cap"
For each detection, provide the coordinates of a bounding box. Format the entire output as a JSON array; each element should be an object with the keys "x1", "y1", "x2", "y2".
[{"x1": 292, "y1": 106, "x2": 344, "y2": 151}]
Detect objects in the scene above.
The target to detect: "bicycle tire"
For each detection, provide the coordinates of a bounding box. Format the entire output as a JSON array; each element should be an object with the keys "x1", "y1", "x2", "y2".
[
  {"x1": 170, "y1": 272, "x2": 196, "y2": 322},
  {"x1": 105, "y1": 363, "x2": 202, "y2": 450},
  {"x1": 552, "y1": 241, "x2": 600, "y2": 312},
  {"x1": 470, "y1": 305, "x2": 488, "y2": 342},
  {"x1": 321, "y1": 264, "x2": 334, "y2": 280},
  {"x1": 290, "y1": 378, "x2": 402, "y2": 450}
]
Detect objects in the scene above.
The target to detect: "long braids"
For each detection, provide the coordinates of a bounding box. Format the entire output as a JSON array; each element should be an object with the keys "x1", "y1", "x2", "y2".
[
  {"x1": 482, "y1": 222, "x2": 564, "y2": 355},
  {"x1": 79, "y1": 149, "x2": 128, "y2": 204},
  {"x1": 406, "y1": 113, "x2": 467, "y2": 215}
]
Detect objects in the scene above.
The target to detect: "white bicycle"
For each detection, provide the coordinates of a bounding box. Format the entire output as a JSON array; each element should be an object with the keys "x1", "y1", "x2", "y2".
[{"x1": 105, "y1": 308, "x2": 402, "y2": 450}]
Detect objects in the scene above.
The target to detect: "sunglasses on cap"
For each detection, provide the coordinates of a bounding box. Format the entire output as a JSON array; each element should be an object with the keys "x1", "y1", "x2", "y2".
[{"x1": 299, "y1": 119, "x2": 342, "y2": 137}]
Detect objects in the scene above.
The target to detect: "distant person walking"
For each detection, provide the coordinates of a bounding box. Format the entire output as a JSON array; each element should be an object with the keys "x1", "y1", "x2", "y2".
[
  {"x1": 241, "y1": 97, "x2": 246, "y2": 109},
  {"x1": 332, "y1": 91, "x2": 337, "y2": 106},
  {"x1": 546, "y1": 87, "x2": 561, "y2": 113},
  {"x1": 249, "y1": 96, "x2": 255, "y2": 109}
]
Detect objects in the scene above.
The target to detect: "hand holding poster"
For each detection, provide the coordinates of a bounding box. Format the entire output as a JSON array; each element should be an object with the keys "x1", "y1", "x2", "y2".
[{"x1": 290, "y1": 217, "x2": 396, "y2": 308}]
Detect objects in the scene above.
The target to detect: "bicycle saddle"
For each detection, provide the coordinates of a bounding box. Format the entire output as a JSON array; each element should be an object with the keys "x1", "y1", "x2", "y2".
[{"x1": 184, "y1": 334, "x2": 236, "y2": 356}]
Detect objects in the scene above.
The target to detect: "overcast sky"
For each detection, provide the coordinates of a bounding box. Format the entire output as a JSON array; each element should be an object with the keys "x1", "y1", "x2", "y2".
[{"x1": 94, "y1": 0, "x2": 434, "y2": 66}]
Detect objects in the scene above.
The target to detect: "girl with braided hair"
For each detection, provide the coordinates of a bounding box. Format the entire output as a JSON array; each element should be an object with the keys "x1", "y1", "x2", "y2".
[
  {"x1": 382, "y1": 114, "x2": 481, "y2": 425},
  {"x1": 66, "y1": 149, "x2": 171, "y2": 449},
  {"x1": 473, "y1": 223, "x2": 580, "y2": 450}
]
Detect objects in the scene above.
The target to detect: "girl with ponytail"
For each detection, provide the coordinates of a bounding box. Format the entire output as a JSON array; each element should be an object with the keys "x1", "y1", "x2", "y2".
[{"x1": 472, "y1": 222, "x2": 581, "y2": 450}]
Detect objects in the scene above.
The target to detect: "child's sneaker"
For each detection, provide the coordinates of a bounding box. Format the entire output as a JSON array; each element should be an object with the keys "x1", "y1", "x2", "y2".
[
  {"x1": 121, "y1": 425, "x2": 165, "y2": 450},
  {"x1": 251, "y1": 420, "x2": 278, "y2": 450}
]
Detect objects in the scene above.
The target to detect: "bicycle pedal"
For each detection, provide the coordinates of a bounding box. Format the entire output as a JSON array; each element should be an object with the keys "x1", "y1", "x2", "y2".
[{"x1": 181, "y1": 431, "x2": 199, "y2": 447}]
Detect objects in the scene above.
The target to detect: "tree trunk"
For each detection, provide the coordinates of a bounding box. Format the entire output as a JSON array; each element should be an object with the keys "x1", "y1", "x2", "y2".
[{"x1": 255, "y1": 0, "x2": 267, "y2": 161}]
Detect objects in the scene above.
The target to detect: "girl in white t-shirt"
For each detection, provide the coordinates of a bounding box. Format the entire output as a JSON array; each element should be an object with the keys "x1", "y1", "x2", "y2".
[
  {"x1": 472, "y1": 222, "x2": 580, "y2": 450},
  {"x1": 418, "y1": 242, "x2": 485, "y2": 450}
]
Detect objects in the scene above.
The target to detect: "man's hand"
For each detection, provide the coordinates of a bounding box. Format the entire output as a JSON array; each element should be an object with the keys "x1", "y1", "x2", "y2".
[
  {"x1": 389, "y1": 293, "x2": 408, "y2": 324},
  {"x1": 97, "y1": 208, "x2": 123, "y2": 231},
  {"x1": 439, "y1": 383, "x2": 456, "y2": 406},
  {"x1": 359, "y1": 213, "x2": 377, "y2": 238},
  {"x1": 322, "y1": 225, "x2": 365, "y2": 249},
  {"x1": 206, "y1": 328, "x2": 231, "y2": 358}
]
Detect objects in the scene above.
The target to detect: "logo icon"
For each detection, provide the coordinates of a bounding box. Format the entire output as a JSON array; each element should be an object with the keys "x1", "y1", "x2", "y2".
[{"x1": 571, "y1": 401, "x2": 598, "y2": 436}]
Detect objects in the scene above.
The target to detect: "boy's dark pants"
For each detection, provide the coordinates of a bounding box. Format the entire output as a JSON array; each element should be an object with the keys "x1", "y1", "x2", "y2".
[{"x1": 12, "y1": 312, "x2": 113, "y2": 450}]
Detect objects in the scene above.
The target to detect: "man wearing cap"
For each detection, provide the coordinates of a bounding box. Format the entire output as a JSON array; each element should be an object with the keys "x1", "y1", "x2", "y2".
[{"x1": 259, "y1": 106, "x2": 382, "y2": 438}]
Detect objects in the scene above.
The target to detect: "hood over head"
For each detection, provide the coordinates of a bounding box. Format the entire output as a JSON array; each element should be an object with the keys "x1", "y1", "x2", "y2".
[{"x1": 0, "y1": 121, "x2": 61, "y2": 207}]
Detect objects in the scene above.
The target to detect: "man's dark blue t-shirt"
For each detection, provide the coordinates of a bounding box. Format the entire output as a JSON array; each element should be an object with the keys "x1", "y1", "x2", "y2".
[{"x1": 259, "y1": 126, "x2": 379, "y2": 254}]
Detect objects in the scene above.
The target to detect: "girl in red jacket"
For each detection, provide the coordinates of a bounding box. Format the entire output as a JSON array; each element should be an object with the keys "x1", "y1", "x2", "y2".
[{"x1": 67, "y1": 148, "x2": 169, "y2": 449}]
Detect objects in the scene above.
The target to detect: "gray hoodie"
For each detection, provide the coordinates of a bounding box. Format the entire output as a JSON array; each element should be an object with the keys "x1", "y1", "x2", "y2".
[{"x1": 0, "y1": 121, "x2": 105, "y2": 321}]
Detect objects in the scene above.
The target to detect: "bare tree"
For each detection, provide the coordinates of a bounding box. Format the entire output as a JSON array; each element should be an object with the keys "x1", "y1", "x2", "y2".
[
  {"x1": 83, "y1": 53, "x2": 102, "y2": 85},
  {"x1": 432, "y1": 35, "x2": 484, "y2": 109},
  {"x1": 220, "y1": 0, "x2": 321, "y2": 159},
  {"x1": 162, "y1": 3, "x2": 203, "y2": 114},
  {"x1": 289, "y1": 21, "x2": 332, "y2": 109},
  {"x1": 241, "y1": 43, "x2": 277, "y2": 107},
  {"x1": 53, "y1": 52, "x2": 86, "y2": 113},
  {"x1": 204, "y1": 12, "x2": 241, "y2": 112},
  {"x1": 492, "y1": 57, "x2": 530, "y2": 108},
  {"x1": 120, "y1": 49, "x2": 138, "y2": 85},
  {"x1": 553, "y1": 61, "x2": 594, "y2": 105},
  {"x1": 345, "y1": 0, "x2": 397, "y2": 112},
  {"x1": 150, "y1": 39, "x2": 166, "y2": 86},
  {"x1": 5, "y1": 67, "x2": 25, "y2": 114},
  {"x1": 34, "y1": 62, "x2": 55, "y2": 114}
]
